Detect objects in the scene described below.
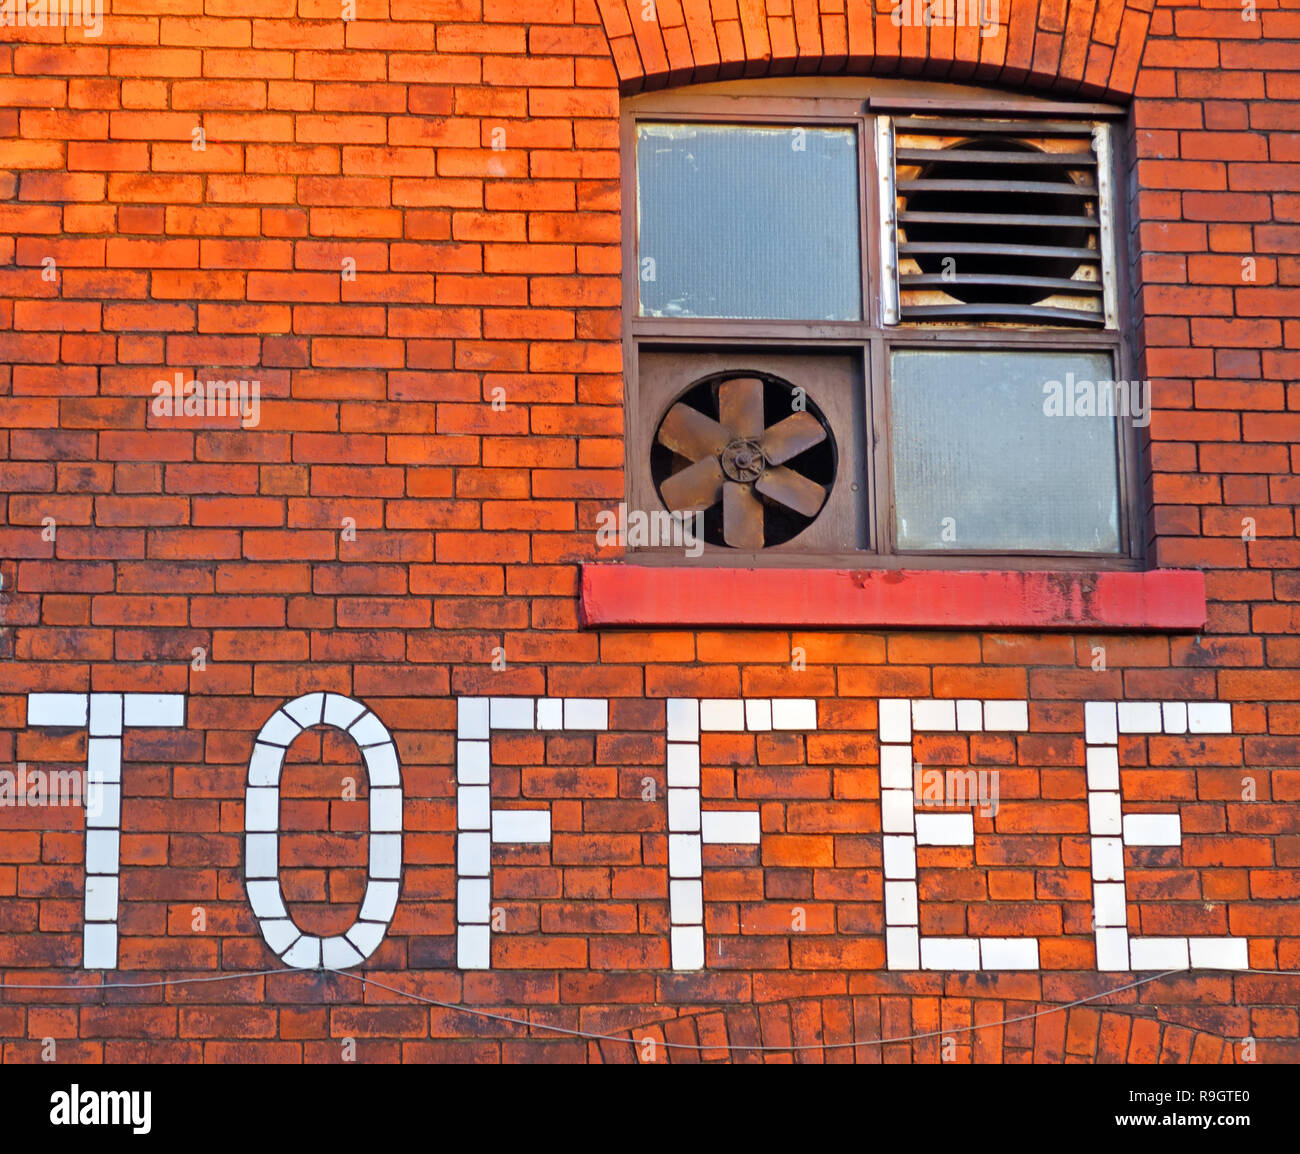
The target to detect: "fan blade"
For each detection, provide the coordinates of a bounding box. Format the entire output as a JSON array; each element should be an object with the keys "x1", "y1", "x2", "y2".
[
  {"x1": 761, "y1": 411, "x2": 827, "y2": 465},
  {"x1": 658, "y1": 403, "x2": 730, "y2": 462},
  {"x1": 723, "y1": 481, "x2": 765, "y2": 549},
  {"x1": 718, "y1": 377, "x2": 765, "y2": 440},
  {"x1": 660, "y1": 456, "x2": 725, "y2": 513},
  {"x1": 755, "y1": 466, "x2": 827, "y2": 518}
]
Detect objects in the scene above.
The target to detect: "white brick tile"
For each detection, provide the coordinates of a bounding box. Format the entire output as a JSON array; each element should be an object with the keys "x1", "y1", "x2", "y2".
[
  {"x1": 912, "y1": 698, "x2": 956, "y2": 732},
  {"x1": 667, "y1": 833, "x2": 702, "y2": 878},
  {"x1": 1188, "y1": 702, "x2": 1232, "y2": 734},
  {"x1": 979, "y1": 938, "x2": 1040, "y2": 970},
  {"x1": 85, "y1": 830, "x2": 119, "y2": 876},
  {"x1": 884, "y1": 880, "x2": 918, "y2": 926},
  {"x1": 701, "y1": 810, "x2": 761, "y2": 845},
  {"x1": 245, "y1": 833, "x2": 278, "y2": 880},
  {"x1": 490, "y1": 697, "x2": 534, "y2": 730},
  {"x1": 667, "y1": 788, "x2": 701, "y2": 832},
  {"x1": 1129, "y1": 936, "x2": 1190, "y2": 971},
  {"x1": 280, "y1": 929, "x2": 319, "y2": 965},
  {"x1": 257, "y1": 709, "x2": 302, "y2": 748},
  {"x1": 322, "y1": 936, "x2": 363, "y2": 970},
  {"x1": 885, "y1": 926, "x2": 919, "y2": 970},
  {"x1": 1088, "y1": 791, "x2": 1122, "y2": 837},
  {"x1": 248, "y1": 742, "x2": 283, "y2": 787},
  {"x1": 323, "y1": 693, "x2": 366, "y2": 729},
  {"x1": 666, "y1": 742, "x2": 700, "y2": 787},
  {"x1": 1189, "y1": 937, "x2": 1249, "y2": 970},
  {"x1": 84, "y1": 876, "x2": 118, "y2": 922},
  {"x1": 247, "y1": 880, "x2": 289, "y2": 923},
  {"x1": 369, "y1": 787, "x2": 402, "y2": 833},
  {"x1": 282, "y1": 937, "x2": 322, "y2": 969},
  {"x1": 344, "y1": 922, "x2": 387, "y2": 960},
  {"x1": 456, "y1": 740, "x2": 491, "y2": 785},
  {"x1": 88, "y1": 693, "x2": 123, "y2": 737},
  {"x1": 771, "y1": 698, "x2": 817, "y2": 731},
  {"x1": 670, "y1": 925, "x2": 705, "y2": 970},
  {"x1": 260, "y1": 920, "x2": 298, "y2": 956},
  {"x1": 457, "y1": 785, "x2": 491, "y2": 831},
  {"x1": 1085, "y1": 701, "x2": 1117, "y2": 745},
  {"x1": 1117, "y1": 701, "x2": 1162, "y2": 734},
  {"x1": 666, "y1": 698, "x2": 699, "y2": 742},
  {"x1": 878, "y1": 698, "x2": 911, "y2": 743},
  {"x1": 956, "y1": 699, "x2": 983, "y2": 732},
  {"x1": 1123, "y1": 813, "x2": 1181, "y2": 847},
  {"x1": 535, "y1": 698, "x2": 564, "y2": 730},
  {"x1": 882, "y1": 835, "x2": 916, "y2": 880},
  {"x1": 244, "y1": 787, "x2": 279, "y2": 832},
  {"x1": 1085, "y1": 746, "x2": 1120, "y2": 791},
  {"x1": 85, "y1": 781, "x2": 121, "y2": 829},
  {"x1": 457, "y1": 878, "x2": 492, "y2": 924},
  {"x1": 27, "y1": 693, "x2": 88, "y2": 729},
  {"x1": 82, "y1": 924, "x2": 117, "y2": 971},
  {"x1": 700, "y1": 698, "x2": 744, "y2": 731},
  {"x1": 744, "y1": 698, "x2": 772, "y2": 732},
  {"x1": 457, "y1": 696, "x2": 490, "y2": 740},
  {"x1": 1161, "y1": 701, "x2": 1187, "y2": 735},
  {"x1": 982, "y1": 699, "x2": 1028, "y2": 732},
  {"x1": 457, "y1": 925, "x2": 490, "y2": 970},
  {"x1": 368, "y1": 834, "x2": 402, "y2": 879},
  {"x1": 564, "y1": 698, "x2": 609, "y2": 731},
  {"x1": 88, "y1": 738, "x2": 122, "y2": 785},
  {"x1": 669, "y1": 879, "x2": 703, "y2": 925},
  {"x1": 1093, "y1": 882, "x2": 1128, "y2": 927},
  {"x1": 880, "y1": 789, "x2": 915, "y2": 833},
  {"x1": 362, "y1": 741, "x2": 401, "y2": 789},
  {"x1": 880, "y1": 744, "x2": 913, "y2": 789},
  {"x1": 358, "y1": 880, "x2": 400, "y2": 924},
  {"x1": 457, "y1": 832, "x2": 491, "y2": 877},
  {"x1": 921, "y1": 937, "x2": 980, "y2": 971},
  {"x1": 282, "y1": 692, "x2": 324, "y2": 728},
  {"x1": 1094, "y1": 927, "x2": 1130, "y2": 971},
  {"x1": 915, "y1": 813, "x2": 974, "y2": 846},
  {"x1": 124, "y1": 693, "x2": 185, "y2": 729},
  {"x1": 1091, "y1": 836, "x2": 1125, "y2": 882}
]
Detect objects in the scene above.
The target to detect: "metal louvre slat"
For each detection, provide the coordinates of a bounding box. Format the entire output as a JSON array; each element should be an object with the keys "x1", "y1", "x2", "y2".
[
  {"x1": 900, "y1": 273, "x2": 1104, "y2": 294},
  {"x1": 900, "y1": 242, "x2": 1100, "y2": 261},
  {"x1": 898, "y1": 303, "x2": 1107, "y2": 324},
  {"x1": 897, "y1": 178, "x2": 1098, "y2": 196},
  {"x1": 896, "y1": 147, "x2": 1096, "y2": 166},
  {"x1": 892, "y1": 116, "x2": 1099, "y2": 136},
  {"x1": 899, "y1": 211, "x2": 1099, "y2": 229}
]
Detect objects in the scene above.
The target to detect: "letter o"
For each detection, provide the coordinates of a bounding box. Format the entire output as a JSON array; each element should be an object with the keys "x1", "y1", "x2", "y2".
[{"x1": 244, "y1": 693, "x2": 402, "y2": 969}]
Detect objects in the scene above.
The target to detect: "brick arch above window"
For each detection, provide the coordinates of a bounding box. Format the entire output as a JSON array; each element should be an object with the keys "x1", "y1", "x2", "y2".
[{"x1": 594, "y1": 0, "x2": 1154, "y2": 101}]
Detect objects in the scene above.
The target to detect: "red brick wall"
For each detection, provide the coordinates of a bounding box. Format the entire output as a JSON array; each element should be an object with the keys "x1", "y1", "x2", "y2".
[{"x1": 1, "y1": 0, "x2": 1298, "y2": 1063}]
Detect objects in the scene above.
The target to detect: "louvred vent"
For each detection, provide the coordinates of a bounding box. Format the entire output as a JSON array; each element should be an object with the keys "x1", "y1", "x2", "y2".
[
  {"x1": 651, "y1": 372, "x2": 836, "y2": 549},
  {"x1": 891, "y1": 117, "x2": 1110, "y2": 326}
]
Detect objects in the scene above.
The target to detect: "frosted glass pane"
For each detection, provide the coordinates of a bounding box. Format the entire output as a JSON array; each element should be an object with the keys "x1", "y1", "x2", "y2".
[
  {"x1": 891, "y1": 350, "x2": 1123, "y2": 553},
  {"x1": 637, "y1": 123, "x2": 861, "y2": 321}
]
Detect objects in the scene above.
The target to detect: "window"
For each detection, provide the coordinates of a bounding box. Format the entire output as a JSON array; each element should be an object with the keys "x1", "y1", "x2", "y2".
[{"x1": 621, "y1": 82, "x2": 1141, "y2": 569}]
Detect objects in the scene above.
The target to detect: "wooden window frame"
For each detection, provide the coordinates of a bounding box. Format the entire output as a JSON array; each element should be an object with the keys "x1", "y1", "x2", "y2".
[{"x1": 620, "y1": 82, "x2": 1145, "y2": 573}]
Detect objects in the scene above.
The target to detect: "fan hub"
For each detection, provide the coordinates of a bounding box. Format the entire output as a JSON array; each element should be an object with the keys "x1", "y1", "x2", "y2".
[{"x1": 720, "y1": 439, "x2": 766, "y2": 483}]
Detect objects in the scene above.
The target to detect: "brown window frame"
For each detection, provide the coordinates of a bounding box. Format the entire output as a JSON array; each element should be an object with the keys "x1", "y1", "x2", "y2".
[{"x1": 620, "y1": 81, "x2": 1146, "y2": 573}]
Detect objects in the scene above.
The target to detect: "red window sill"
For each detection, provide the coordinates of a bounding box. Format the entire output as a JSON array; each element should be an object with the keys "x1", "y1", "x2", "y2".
[{"x1": 579, "y1": 566, "x2": 1207, "y2": 631}]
